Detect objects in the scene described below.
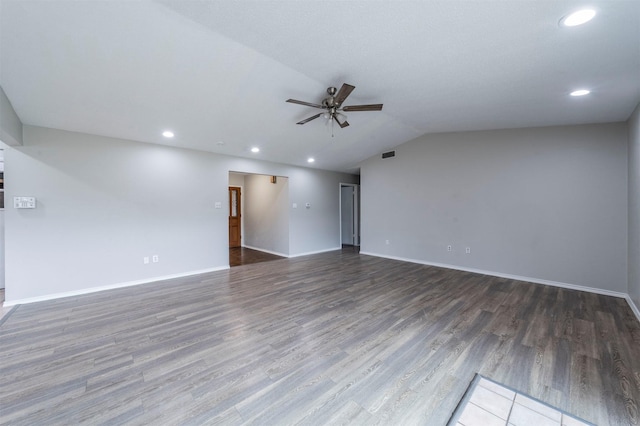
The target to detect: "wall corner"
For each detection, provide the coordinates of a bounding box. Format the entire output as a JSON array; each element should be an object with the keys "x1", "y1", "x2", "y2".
[{"x1": 0, "y1": 85, "x2": 23, "y2": 146}]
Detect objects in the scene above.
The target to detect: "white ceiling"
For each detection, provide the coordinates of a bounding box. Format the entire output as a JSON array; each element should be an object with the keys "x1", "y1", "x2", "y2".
[{"x1": 1, "y1": 1, "x2": 639, "y2": 174}]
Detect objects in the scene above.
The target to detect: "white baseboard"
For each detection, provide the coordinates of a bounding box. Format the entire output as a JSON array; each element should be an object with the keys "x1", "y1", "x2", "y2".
[
  {"x1": 242, "y1": 245, "x2": 289, "y2": 258},
  {"x1": 4, "y1": 266, "x2": 229, "y2": 307},
  {"x1": 359, "y1": 251, "x2": 629, "y2": 299},
  {"x1": 7, "y1": 251, "x2": 640, "y2": 326},
  {"x1": 626, "y1": 295, "x2": 640, "y2": 324},
  {"x1": 289, "y1": 246, "x2": 342, "y2": 258},
  {"x1": 240, "y1": 245, "x2": 342, "y2": 259}
]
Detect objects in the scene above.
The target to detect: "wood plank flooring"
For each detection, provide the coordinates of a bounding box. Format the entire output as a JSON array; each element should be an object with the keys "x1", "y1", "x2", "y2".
[
  {"x1": 229, "y1": 247, "x2": 286, "y2": 267},
  {"x1": 1, "y1": 250, "x2": 639, "y2": 425}
]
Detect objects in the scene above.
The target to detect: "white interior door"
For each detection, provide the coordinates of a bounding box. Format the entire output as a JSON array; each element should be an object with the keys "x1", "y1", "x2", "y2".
[{"x1": 340, "y1": 184, "x2": 359, "y2": 246}]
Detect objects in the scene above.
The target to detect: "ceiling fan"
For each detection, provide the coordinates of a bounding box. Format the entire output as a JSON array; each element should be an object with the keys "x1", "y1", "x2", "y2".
[{"x1": 286, "y1": 83, "x2": 383, "y2": 130}]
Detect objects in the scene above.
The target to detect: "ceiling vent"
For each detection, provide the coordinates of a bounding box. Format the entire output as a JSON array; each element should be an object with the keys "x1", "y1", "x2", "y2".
[{"x1": 382, "y1": 151, "x2": 395, "y2": 159}]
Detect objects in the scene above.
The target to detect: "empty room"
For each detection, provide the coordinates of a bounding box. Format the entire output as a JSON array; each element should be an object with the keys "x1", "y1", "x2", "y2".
[{"x1": 1, "y1": 1, "x2": 639, "y2": 425}]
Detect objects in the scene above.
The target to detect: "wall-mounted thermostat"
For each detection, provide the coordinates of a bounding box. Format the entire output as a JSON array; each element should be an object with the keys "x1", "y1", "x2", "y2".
[{"x1": 14, "y1": 197, "x2": 37, "y2": 209}]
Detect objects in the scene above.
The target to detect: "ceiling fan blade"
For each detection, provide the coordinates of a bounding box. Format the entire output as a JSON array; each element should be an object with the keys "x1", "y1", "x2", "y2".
[
  {"x1": 286, "y1": 99, "x2": 324, "y2": 109},
  {"x1": 334, "y1": 115, "x2": 349, "y2": 128},
  {"x1": 342, "y1": 104, "x2": 383, "y2": 112},
  {"x1": 334, "y1": 83, "x2": 356, "y2": 106},
  {"x1": 296, "y1": 113, "x2": 322, "y2": 125}
]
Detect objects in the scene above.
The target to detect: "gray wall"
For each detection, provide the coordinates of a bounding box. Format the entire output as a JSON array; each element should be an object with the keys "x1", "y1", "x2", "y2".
[
  {"x1": 0, "y1": 210, "x2": 4, "y2": 289},
  {"x1": 0, "y1": 86, "x2": 22, "y2": 146},
  {"x1": 0, "y1": 85, "x2": 20, "y2": 288},
  {"x1": 244, "y1": 174, "x2": 289, "y2": 256},
  {"x1": 4, "y1": 126, "x2": 357, "y2": 303},
  {"x1": 361, "y1": 123, "x2": 628, "y2": 293},
  {"x1": 285, "y1": 167, "x2": 354, "y2": 256},
  {"x1": 229, "y1": 173, "x2": 245, "y2": 187},
  {"x1": 629, "y1": 102, "x2": 640, "y2": 308}
]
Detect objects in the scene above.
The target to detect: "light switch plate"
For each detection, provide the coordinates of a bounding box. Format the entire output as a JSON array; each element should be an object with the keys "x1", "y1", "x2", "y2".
[{"x1": 14, "y1": 196, "x2": 37, "y2": 209}]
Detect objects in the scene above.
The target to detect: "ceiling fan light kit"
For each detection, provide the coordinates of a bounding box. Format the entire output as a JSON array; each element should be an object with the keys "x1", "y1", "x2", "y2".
[{"x1": 286, "y1": 83, "x2": 383, "y2": 136}]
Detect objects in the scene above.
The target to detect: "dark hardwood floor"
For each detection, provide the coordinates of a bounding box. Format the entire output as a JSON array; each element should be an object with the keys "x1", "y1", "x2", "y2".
[
  {"x1": 1, "y1": 250, "x2": 639, "y2": 425},
  {"x1": 229, "y1": 247, "x2": 286, "y2": 267}
]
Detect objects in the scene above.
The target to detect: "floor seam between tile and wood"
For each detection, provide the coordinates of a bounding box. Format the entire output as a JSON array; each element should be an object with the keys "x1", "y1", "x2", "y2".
[{"x1": 450, "y1": 376, "x2": 596, "y2": 426}]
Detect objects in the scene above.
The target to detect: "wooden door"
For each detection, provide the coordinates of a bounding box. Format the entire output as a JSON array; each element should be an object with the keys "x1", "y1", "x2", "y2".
[{"x1": 229, "y1": 187, "x2": 241, "y2": 247}]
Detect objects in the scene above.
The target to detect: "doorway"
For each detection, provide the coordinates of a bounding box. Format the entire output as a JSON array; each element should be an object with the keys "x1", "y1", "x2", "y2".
[
  {"x1": 340, "y1": 183, "x2": 360, "y2": 246},
  {"x1": 228, "y1": 172, "x2": 290, "y2": 266}
]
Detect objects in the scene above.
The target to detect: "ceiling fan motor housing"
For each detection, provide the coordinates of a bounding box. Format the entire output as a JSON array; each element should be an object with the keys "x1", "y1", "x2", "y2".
[
  {"x1": 323, "y1": 98, "x2": 336, "y2": 108},
  {"x1": 323, "y1": 87, "x2": 339, "y2": 108}
]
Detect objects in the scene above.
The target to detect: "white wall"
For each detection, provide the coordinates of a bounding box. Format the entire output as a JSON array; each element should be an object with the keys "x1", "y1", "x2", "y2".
[
  {"x1": 0, "y1": 86, "x2": 23, "y2": 146},
  {"x1": 361, "y1": 123, "x2": 628, "y2": 294},
  {"x1": 4, "y1": 126, "x2": 357, "y2": 303},
  {"x1": 244, "y1": 174, "x2": 289, "y2": 256},
  {"x1": 629, "y1": 102, "x2": 640, "y2": 309}
]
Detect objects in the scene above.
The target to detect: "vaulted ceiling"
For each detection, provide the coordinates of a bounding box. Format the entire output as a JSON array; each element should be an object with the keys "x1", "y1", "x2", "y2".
[{"x1": 1, "y1": 1, "x2": 638, "y2": 174}]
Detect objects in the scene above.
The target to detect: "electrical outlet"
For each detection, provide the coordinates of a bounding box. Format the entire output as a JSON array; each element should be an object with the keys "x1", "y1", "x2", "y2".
[
  {"x1": 465, "y1": 247, "x2": 471, "y2": 254},
  {"x1": 447, "y1": 245, "x2": 452, "y2": 252},
  {"x1": 152, "y1": 255, "x2": 159, "y2": 263},
  {"x1": 143, "y1": 257, "x2": 149, "y2": 264}
]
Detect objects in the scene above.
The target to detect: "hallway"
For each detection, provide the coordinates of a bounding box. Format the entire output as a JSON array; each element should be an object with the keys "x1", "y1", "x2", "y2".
[{"x1": 229, "y1": 247, "x2": 285, "y2": 267}]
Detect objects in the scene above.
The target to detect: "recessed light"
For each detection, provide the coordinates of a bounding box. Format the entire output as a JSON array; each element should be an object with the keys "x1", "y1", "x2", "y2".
[
  {"x1": 560, "y1": 9, "x2": 596, "y2": 27},
  {"x1": 251, "y1": 147, "x2": 260, "y2": 153},
  {"x1": 570, "y1": 89, "x2": 591, "y2": 97},
  {"x1": 307, "y1": 157, "x2": 315, "y2": 163},
  {"x1": 162, "y1": 130, "x2": 174, "y2": 138}
]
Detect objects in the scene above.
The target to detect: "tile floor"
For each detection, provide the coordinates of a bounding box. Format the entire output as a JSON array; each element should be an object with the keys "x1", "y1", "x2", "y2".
[{"x1": 448, "y1": 375, "x2": 594, "y2": 426}]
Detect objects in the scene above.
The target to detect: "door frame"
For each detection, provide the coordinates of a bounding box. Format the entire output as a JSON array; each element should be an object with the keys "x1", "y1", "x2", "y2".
[{"x1": 339, "y1": 183, "x2": 360, "y2": 246}]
